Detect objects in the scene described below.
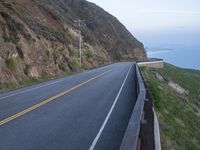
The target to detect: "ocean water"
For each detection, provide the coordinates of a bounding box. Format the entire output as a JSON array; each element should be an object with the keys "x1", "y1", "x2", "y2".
[
  {"x1": 147, "y1": 46, "x2": 200, "y2": 70},
  {"x1": 136, "y1": 31, "x2": 200, "y2": 70}
]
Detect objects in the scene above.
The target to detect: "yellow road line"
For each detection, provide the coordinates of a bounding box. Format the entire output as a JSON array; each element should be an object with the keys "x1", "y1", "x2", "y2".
[{"x1": 0, "y1": 69, "x2": 112, "y2": 126}]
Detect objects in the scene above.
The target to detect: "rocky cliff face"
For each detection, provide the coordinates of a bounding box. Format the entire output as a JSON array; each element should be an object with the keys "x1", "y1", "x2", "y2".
[{"x1": 0, "y1": 0, "x2": 146, "y2": 88}]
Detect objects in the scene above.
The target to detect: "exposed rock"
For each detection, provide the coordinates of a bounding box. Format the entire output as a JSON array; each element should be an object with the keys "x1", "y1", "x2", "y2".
[
  {"x1": 0, "y1": 0, "x2": 146, "y2": 87},
  {"x1": 175, "y1": 117, "x2": 185, "y2": 127},
  {"x1": 154, "y1": 71, "x2": 189, "y2": 96},
  {"x1": 168, "y1": 81, "x2": 189, "y2": 95},
  {"x1": 29, "y1": 66, "x2": 39, "y2": 78},
  {"x1": 155, "y1": 72, "x2": 164, "y2": 81}
]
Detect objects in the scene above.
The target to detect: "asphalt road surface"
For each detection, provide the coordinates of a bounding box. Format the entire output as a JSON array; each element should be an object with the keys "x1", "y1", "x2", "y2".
[{"x1": 0, "y1": 62, "x2": 137, "y2": 150}]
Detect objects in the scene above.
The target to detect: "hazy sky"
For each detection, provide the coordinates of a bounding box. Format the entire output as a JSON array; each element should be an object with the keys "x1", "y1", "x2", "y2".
[
  {"x1": 87, "y1": 0, "x2": 200, "y2": 37},
  {"x1": 87, "y1": 0, "x2": 200, "y2": 69}
]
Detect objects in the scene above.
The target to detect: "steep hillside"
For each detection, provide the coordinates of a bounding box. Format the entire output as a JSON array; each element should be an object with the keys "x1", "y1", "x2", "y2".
[
  {"x1": 0, "y1": 0, "x2": 146, "y2": 90},
  {"x1": 142, "y1": 64, "x2": 200, "y2": 150}
]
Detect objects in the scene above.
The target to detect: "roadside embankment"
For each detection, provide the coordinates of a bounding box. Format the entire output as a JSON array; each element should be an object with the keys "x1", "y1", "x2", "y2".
[{"x1": 141, "y1": 63, "x2": 200, "y2": 150}]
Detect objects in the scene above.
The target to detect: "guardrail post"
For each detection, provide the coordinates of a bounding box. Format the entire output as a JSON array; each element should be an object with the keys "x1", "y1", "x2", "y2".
[
  {"x1": 141, "y1": 111, "x2": 147, "y2": 124},
  {"x1": 137, "y1": 138, "x2": 141, "y2": 150},
  {"x1": 140, "y1": 90, "x2": 155, "y2": 150}
]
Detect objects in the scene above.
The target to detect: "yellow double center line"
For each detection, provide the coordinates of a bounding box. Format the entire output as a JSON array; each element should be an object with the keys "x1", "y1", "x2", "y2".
[{"x1": 0, "y1": 69, "x2": 112, "y2": 126}]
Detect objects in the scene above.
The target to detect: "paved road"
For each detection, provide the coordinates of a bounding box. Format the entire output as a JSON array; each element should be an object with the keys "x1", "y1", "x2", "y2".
[{"x1": 0, "y1": 62, "x2": 137, "y2": 150}]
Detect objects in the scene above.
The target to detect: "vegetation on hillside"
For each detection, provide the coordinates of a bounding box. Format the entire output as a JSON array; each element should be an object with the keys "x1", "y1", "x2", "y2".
[
  {"x1": 0, "y1": 0, "x2": 146, "y2": 92},
  {"x1": 141, "y1": 63, "x2": 200, "y2": 150}
]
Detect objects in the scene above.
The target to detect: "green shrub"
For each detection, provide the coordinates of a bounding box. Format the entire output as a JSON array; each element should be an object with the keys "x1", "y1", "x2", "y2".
[
  {"x1": 2, "y1": 0, "x2": 26, "y2": 18},
  {"x1": 84, "y1": 48, "x2": 93, "y2": 58},
  {"x1": 3, "y1": 82, "x2": 17, "y2": 89},
  {"x1": 58, "y1": 62, "x2": 70, "y2": 72},
  {"x1": 5, "y1": 58, "x2": 17, "y2": 71},
  {"x1": 24, "y1": 64, "x2": 31, "y2": 75},
  {"x1": 20, "y1": 77, "x2": 39, "y2": 86},
  {"x1": 2, "y1": 0, "x2": 15, "y2": 10},
  {"x1": 68, "y1": 45, "x2": 78, "y2": 57},
  {"x1": 68, "y1": 57, "x2": 80, "y2": 71}
]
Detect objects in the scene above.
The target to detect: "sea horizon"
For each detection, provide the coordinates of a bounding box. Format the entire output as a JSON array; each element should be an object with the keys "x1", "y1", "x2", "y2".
[
  {"x1": 146, "y1": 46, "x2": 200, "y2": 70},
  {"x1": 135, "y1": 30, "x2": 200, "y2": 70}
]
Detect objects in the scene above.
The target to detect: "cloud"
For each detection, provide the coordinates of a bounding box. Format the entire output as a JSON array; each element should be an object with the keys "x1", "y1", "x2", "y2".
[
  {"x1": 177, "y1": 26, "x2": 185, "y2": 29},
  {"x1": 147, "y1": 50, "x2": 172, "y2": 55},
  {"x1": 146, "y1": 47, "x2": 173, "y2": 55},
  {"x1": 146, "y1": 47, "x2": 173, "y2": 51},
  {"x1": 136, "y1": 9, "x2": 200, "y2": 15}
]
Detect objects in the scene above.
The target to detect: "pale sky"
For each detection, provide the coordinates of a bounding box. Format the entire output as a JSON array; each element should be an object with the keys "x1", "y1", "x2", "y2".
[
  {"x1": 87, "y1": 0, "x2": 200, "y2": 37},
  {"x1": 87, "y1": 0, "x2": 200, "y2": 69}
]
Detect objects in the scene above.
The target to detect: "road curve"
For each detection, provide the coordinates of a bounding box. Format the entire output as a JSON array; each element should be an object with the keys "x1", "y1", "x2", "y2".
[{"x1": 0, "y1": 62, "x2": 137, "y2": 150}]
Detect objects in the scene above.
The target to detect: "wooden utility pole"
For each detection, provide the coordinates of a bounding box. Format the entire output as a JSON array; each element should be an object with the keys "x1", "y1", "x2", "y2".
[{"x1": 74, "y1": 19, "x2": 85, "y2": 68}]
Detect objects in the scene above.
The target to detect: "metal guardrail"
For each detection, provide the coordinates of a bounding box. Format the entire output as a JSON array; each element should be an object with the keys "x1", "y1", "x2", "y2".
[
  {"x1": 120, "y1": 64, "x2": 146, "y2": 150},
  {"x1": 147, "y1": 58, "x2": 164, "y2": 62},
  {"x1": 137, "y1": 58, "x2": 164, "y2": 63}
]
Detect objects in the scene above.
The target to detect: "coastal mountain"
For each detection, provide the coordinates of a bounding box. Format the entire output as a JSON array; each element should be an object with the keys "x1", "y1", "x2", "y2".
[{"x1": 0, "y1": 0, "x2": 146, "y2": 88}]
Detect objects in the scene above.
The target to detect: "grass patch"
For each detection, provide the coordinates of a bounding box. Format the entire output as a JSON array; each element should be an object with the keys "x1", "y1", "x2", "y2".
[
  {"x1": 1, "y1": 82, "x2": 17, "y2": 89},
  {"x1": 159, "y1": 63, "x2": 200, "y2": 101},
  {"x1": 141, "y1": 63, "x2": 200, "y2": 150},
  {"x1": 19, "y1": 77, "x2": 40, "y2": 86}
]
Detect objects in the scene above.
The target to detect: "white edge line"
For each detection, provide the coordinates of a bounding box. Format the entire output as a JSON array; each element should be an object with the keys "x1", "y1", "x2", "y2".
[
  {"x1": 0, "y1": 67, "x2": 113, "y2": 100},
  {"x1": 0, "y1": 78, "x2": 66, "y2": 100},
  {"x1": 89, "y1": 65, "x2": 132, "y2": 150},
  {"x1": 0, "y1": 67, "x2": 112, "y2": 100}
]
